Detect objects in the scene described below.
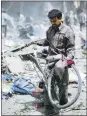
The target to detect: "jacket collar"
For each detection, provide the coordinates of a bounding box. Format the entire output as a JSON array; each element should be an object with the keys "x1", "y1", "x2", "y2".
[{"x1": 59, "y1": 22, "x2": 64, "y2": 31}]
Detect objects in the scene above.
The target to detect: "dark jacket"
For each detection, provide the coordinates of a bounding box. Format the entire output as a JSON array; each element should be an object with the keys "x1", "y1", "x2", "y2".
[
  {"x1": 43, "y1": 23, "x2": 75, "y2": 59},
  {"x1": 38, "y1": 23, "x2": 75, "y2": 59}
]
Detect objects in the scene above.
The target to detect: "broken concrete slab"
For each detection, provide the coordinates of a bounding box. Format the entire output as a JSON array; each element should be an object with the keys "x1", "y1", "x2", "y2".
[{"x1": 5, "y1": 56, "x2": 25, "y2": 74}]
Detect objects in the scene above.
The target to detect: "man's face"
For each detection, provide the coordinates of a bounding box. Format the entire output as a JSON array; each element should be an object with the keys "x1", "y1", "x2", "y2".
[{"x1": 50, "y1": 17, "x2": 62, "y2": 25}]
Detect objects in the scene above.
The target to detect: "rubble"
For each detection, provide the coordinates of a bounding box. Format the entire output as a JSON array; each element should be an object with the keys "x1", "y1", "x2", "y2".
[{"x1": 1, "y1": 19, "x2": 86, "y2": 115}]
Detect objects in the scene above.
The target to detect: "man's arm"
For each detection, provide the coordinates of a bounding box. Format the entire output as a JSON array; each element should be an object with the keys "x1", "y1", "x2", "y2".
[
  {"x1": 34, "y1": 38, "x2": 49, "y2": 46},
  {"x1": 66, "y1": 29, "x2": 75, "y2": 59},
  {"x1": 35, "y1": 30, "x2": 49, "y2": 46}
]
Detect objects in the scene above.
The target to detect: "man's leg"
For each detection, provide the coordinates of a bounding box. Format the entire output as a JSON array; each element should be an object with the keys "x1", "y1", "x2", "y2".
[
  {"x1": 59, "y1": 67, "x2": 69, "y2": 105},
  {"x1": 4, "y1": 25, "x2": 7, "y2": 37},
  {"x1": 80, "y1": 23, "x2": 82, "y2": 31},
  {"x1": 44, "y1": 87, "x2": 55, "y2": 116},
  {"x1": 1, "y1": 25, "x2": 5, "y2": 37},
  {"x1": 54, "y1": 60, "x2": 69, "y2": 105},
  {"x1": 44, "y1": 74, "x2": 59, "y2": 116},
  {"x1": 82, "y1": 23, "x2": 85, "y2": 31}
]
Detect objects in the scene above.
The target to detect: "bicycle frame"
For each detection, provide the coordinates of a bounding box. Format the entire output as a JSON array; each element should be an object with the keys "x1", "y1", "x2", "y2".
[
  {"x1": 8, "y1": 41, "x2": 82, "y2": 109},
  {"x1": 26, "y1": 53, "x2": 82, "y2": 109},
  {"x1": 23, "y1": 54, "x2": 48, "y2": 87}
]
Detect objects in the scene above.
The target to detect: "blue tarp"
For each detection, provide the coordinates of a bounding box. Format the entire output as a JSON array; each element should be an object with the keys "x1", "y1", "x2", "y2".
[
  {"x1": 12, "y1": 78, "x2": 36, "y2": 94},
  {"x1": 2, "y1": 74, "x2": 36, "y2": 95}
]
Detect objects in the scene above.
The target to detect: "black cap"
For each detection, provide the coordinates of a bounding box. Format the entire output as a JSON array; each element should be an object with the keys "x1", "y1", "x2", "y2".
[{"x1": 48, "y1": 9, "x2": 62, "y2": 19}]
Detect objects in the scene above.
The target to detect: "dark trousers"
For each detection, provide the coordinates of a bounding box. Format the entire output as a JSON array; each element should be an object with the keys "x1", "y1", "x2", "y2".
[
  {"x1": 2, "y1": 25, "x2": 7, "y2": 37},
  {"x1": 44, "y1": 68, "x2": 69, "y2": 116},
  {"x1": 80, "y1": 23, "x2": 85, "y2": 31}
]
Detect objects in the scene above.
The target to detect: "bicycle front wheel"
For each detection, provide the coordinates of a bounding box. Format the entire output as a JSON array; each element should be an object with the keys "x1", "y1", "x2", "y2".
[{"x1": 47, "y1": 64, "x2": 82, "y2": 109}]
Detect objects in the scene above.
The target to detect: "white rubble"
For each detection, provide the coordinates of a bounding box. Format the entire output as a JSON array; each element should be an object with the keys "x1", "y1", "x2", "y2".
[
  {"x1": 2, "y1": 20, "x2": 86, "y2": 115},
  {"x1": 5, "y1": 56, "x2": 25, "y2": 74}
]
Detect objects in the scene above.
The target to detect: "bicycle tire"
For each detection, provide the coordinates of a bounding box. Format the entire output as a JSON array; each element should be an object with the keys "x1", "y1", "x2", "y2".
[{"x1": 47, "y1": 64, "x2": 82, "y2": 109}]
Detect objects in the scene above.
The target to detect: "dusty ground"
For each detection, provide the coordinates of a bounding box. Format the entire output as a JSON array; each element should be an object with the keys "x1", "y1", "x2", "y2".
[
  {"x1": 2, "y1": 45, "x2": 86, "y2": 116},
  {"x1": 2, "y1": 81, "x2": 86, "y2": 115},
  {"x1": 2, "y1": 25, "x2": 86, "y2": 116}
]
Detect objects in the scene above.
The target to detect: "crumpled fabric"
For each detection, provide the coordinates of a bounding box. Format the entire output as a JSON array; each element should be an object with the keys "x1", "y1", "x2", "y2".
[
  {"x1": 12, "y1": 78, "x2": 36, "y2": 94},
  {"x1": 54, "y1": 59, "x2": 67, "y2": 80}
]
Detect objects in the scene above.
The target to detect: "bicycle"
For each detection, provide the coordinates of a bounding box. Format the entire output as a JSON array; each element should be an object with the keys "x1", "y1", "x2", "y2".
[{"x1": 7, "y1": 40, "x2": 82, "y2": 110}]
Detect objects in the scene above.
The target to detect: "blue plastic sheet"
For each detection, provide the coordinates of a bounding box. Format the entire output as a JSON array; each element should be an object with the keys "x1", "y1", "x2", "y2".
[
  {"x1": 2, "y1": 75, "x2": 36, "y2": 95},
  {"x1": 12, "y1": 78, "x2": 36, "y2": 94}
]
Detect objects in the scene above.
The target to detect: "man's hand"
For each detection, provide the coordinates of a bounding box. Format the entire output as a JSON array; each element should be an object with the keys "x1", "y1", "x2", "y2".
[{"x1": 66, "y1": 55, "x2": 74, "y2": 60}]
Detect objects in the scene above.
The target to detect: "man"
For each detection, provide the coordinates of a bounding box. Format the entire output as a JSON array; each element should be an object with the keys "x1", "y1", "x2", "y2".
[
  {"x1": 2, "y1": 9, "x2": 16, "y2": 37},
  {"x1": 36, "y1": 9, "x2": 75, "y2": 116},
  {"x1": 17, "y1": 12, "x2": 25, "y2": 26},
  {"x1": 1, "y1": 9, "x2": 7, "y2": 37},
  {"x1": 69, "y1": 10, "x2": 74, "y2": 26},
  {"x1": 79, "y1": 9, "x2": 86, "y2": 31},
  {"x1": 65, "y1": 13, "x2": 70, "y2": 26}
]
